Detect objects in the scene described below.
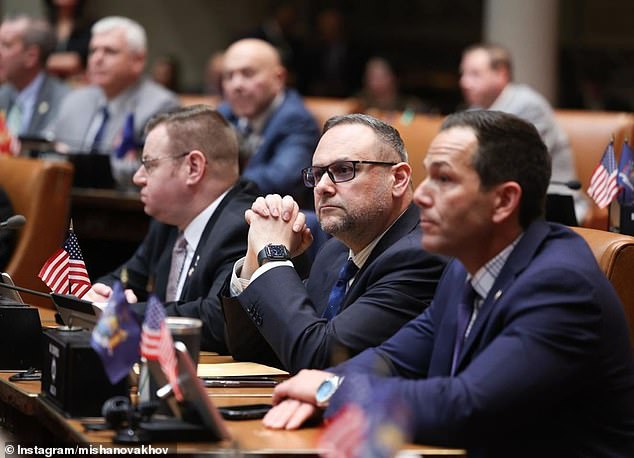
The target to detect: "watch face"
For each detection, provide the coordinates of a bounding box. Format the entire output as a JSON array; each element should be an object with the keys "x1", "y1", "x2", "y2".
[
  {"x1": 266, "y1": 245, "x2": 288, "y2": 258},
  {"x1": 316, "y1": 379, "x2": 335, "y2": 404}
]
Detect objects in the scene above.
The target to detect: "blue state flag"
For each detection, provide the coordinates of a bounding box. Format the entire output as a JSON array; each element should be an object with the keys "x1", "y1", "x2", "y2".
[
  {"x1": 90, "y1": 281, "x2": 141, "y2": 384},
  {"x1": 618, "y1": 141, "x2": 634, "y2": 206},
  {"x1": 115, "y1": 112, "x2": 137, "y2": 159}
]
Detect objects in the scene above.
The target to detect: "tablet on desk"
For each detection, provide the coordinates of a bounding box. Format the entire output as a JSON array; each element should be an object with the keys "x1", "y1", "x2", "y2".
[
  {"x1": 50, "y1": 293, "x2": 102, "y2": 330},
  {"x1": 143, "y1": 341, "x2": 231, "y2": 442}
]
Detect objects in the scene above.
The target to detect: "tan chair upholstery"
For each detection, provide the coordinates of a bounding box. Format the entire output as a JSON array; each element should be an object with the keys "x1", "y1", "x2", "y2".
[
  {"x1": 367, "y1": 110, "x2": 445, "y2": 187},
  {"x1": 178, "y1": 94, "x2": 221, "y2": 108},
  {"x1": 0, "y1": 157, "x2": 73, "y2": 308},
  {"x1": 554, "y1": 110, "x2": 634, "y2": 230},
  {"x1": 573, "y1": 227, "x2": 634, "y2": 347},
  {"x1": 303, "y1": 97, "x2": 361, "y2": 131}
]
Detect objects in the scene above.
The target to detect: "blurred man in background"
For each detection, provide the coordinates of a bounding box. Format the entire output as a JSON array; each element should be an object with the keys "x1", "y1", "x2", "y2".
[
  {"x1": 459, "y1": 43, "x2": 589, "y2": 224},
  {"x1": 49, "y1": 16, "x2": 179, "y2": 187},
  {"x1": 218, "y1": 38, "x2": 318, "y2": 209},
  {"x1": 0, "y1": 14, "x2": 69, "y2": 144}
]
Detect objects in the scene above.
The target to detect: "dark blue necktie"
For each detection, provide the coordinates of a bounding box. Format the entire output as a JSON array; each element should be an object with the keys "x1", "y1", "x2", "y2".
[
  {"x1": 322, "y1": 258, "x2": 359, "y2": 321},
  {"x1": 451, "y1": 283, "x2": 477, "y2": 375},
  {"x1": 91, "y1": 106, "x2": 110, "y2": 153}
]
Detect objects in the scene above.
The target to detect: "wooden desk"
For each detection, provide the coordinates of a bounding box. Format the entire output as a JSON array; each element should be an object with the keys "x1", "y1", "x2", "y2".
[{"x1": 0, "y1": 353, "x2": 466, "y2": 456}]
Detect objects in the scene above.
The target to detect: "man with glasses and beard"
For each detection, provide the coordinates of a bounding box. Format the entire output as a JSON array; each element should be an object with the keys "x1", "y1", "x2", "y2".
[
  {"x1": 221, "y1": 113, "x2": 446, "y2": 373},
  {"x1": 84, "y1": 105, "x2": 259, "y2": 353}
]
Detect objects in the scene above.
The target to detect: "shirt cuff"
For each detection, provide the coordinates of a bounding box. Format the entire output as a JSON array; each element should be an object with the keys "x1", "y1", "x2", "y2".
[{"x1": 229, "y1": 257, "x2": 294, "y2": 297}]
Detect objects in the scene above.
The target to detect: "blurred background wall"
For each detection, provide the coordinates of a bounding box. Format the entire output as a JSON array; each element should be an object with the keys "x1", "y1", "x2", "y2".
[{"x1": 3, "y1": 0, "x2": 632, "y2": 113}]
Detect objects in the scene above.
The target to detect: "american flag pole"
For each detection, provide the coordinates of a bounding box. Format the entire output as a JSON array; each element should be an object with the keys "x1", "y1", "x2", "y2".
[
  {"x1": 68, "y1": 219, "x2": 74, "y2": 293},
  {"x1": 608, "y1": 135, "x2": 616, "y2": 232}
]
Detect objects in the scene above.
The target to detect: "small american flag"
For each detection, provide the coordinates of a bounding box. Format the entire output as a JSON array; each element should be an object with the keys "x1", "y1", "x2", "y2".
[
  {"x1": 141, "y1": 295, "x2": 182, "y2": 401},
  {"x1": 588, "y1": 142, "x2": 619, "y2": 209},
  {"x1": 38, "y1": 229, "x2": 91, "y2": 298}
]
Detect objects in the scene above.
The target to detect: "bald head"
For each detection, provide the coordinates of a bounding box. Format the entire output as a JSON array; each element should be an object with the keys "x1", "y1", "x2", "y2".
[{"x1": 221, "y1": 38, "x2": 286, "y2": 119}]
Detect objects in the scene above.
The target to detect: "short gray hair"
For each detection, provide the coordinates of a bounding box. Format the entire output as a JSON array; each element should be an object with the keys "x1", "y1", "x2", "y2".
[
  {"x1": 323, "y1": 113, "x2": 408, "y2": 163},
  {"x1": 92, "y1": 16, "x2": 146, "y2": 53},
  {"x1": 3, "y1": 15, "x2": 56, "y2": 65}
]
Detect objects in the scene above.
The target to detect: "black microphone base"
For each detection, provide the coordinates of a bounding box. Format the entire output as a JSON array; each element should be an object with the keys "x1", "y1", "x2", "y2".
[{"x1": 0, "y1": 304, "x2": 42, "y2": 370}]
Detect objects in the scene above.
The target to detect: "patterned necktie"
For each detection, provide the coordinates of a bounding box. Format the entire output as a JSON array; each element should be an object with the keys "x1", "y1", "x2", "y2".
[
  {"x1": 166, "y1": 232, "x2": 187, "y2": 302},
  {"x1": 451, "y1": 283, "x2": 478, "y2": 375},
  {"x1": 91, "y1": 106, "x2": 110, "y2": 153},
  {"x1": 6, "y1": 102, "x2": 22, "y2": 136},
  {"x1": 322, "y1": 258, "x2": 359, "y2": 321}
]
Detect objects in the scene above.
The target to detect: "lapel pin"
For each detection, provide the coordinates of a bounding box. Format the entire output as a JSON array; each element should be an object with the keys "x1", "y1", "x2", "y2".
[
  {"x1": 494, "y1": 289, "x2": 502, "y2": 301},
  {"x1": 188, "y1": 255, "x2": 200, "y2": 277},
  {"x1": 38, "y1": 101, "x2": 49, "y2": 114}
]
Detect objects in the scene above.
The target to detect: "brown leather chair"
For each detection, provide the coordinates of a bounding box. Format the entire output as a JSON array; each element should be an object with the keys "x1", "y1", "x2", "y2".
[
  {"x1": 303, "y1": 97, "x2": 361, "y2": 131},
  {"x1": 573, "y1": 226, "x2": 634, "y2": 347},
  {"x1": 367, "y1": 110, "x2": 445, "y2": 187},
  {"x1": 0, "y1": 156, "x2": 74, "y2": 308},
  {"x1": 178, "y1": 94, "x2": 221, "y2": 108}
]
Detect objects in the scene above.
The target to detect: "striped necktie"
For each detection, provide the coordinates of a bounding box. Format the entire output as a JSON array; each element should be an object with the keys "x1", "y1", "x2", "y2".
[
  {"x1": 166, "y1": 233, "x2": 188, "y2": 302},
  {"x1": 91, "y1": 106, "x2": 110, "y2": 153}
]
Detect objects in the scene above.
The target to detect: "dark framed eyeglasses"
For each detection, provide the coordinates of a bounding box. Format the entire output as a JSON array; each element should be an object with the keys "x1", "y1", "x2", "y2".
[
  {"x1": 140, "y1": 151, "x2": 190, "y2": 173},
  {"x1": 302, "y1": 160, "x2": 397, "y2": 188}
]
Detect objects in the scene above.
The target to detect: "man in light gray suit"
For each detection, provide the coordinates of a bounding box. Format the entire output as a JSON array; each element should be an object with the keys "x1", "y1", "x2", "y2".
[
  {"x1": 0, "y1": 15, "x2": 69, "y2": 144},
  {"x1": 459, "y1": 43, "x2": 589, "y2": 224},
  {"x1": 49, "y1": 16, "x2": 179, "y2": 187}
]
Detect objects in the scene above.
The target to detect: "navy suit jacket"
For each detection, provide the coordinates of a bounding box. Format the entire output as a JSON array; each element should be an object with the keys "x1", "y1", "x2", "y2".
[
  {"x1": 221, "y1": 203, "x2": 447, "y2": 372},
  {"x1": 98, "y1": 179, "x2": 259, "y2": 352},
  {"x1": 328, "y1": 221, "x2": 634, "y2": 457},
  {"x1": 218, "y1": 89, "x2": 319, "y2": 208}
]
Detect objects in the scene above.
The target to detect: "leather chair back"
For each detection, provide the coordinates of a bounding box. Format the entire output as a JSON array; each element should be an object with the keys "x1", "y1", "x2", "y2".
[
  {"x1": 573, "y1": 226, "x2": 634, "y2": 347},
  {"x1": 366, "y1": 110, "x2": 445, "y2": 187},
  {"x1": 303, "y1": 97, "x2": 361, "y2": 131},
  {"x1": 0, "y1": 156, "x2": 73, "y2": 308}
]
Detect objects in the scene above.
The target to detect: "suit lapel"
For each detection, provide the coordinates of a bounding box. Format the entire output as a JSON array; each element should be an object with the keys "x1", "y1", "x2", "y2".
[
  {"x1": 340, "y1": 203, "x2": 420, "y2": 309},
  {"x1": 455, "y1": 221, "x2": 552, "y2": 371},
  {"x1": 28, "y1": 76, "x2": 51, "y2": 133},
  {"x1": 178, "y1": 180, "x2": 254, "y2": 299}
]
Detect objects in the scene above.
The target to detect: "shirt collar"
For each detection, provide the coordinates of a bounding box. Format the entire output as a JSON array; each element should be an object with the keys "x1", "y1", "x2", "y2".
[
  {"x1": 182, "y1": 188, "x2": 231, "y2": 249},
  {"x1": 468, "y1": 233, "x2": 524, "y2": 300},
  {"x1": 488, "y1": 83, "x2": 514, "y2": 110},
  {"x1": 348, "y1": 207, "x2": 408, "y2": 270},
  {"x1": 99, "y1": 80, "x2": 140, "y2": 113},
  {"x1": 14, "y1": 71, "x2": 45, "y2": 106},
  {"x1": 238, "y1": 91, "x2": 285, "y2": 134}
]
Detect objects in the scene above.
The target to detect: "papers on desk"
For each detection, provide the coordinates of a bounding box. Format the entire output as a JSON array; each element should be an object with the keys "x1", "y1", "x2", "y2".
[{"x1": 197, "y1": 362, "x2": 288, "y2": 378}]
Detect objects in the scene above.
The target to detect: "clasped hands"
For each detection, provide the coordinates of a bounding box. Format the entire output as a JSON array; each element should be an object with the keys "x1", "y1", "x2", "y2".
[{"x1": 242, "y1": 194, "x2": 313, "y2": 279}]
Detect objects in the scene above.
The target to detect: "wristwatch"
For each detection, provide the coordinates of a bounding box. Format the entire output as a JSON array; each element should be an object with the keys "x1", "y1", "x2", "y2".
[
  {"x1": 257, "y1": 243, "x2": 291, "y2": 266},
  {"x1": 315, "y1": 375, "x2": 345, "y2": 407}
]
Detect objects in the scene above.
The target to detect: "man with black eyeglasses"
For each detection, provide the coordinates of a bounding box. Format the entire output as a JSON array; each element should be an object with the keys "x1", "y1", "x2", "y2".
[
  {"x1": 84, "y1": 105, "x2": 259, "y2": 353},
  {"x1": 221, "y1": 113, "x2": 447, "y2": 372}
]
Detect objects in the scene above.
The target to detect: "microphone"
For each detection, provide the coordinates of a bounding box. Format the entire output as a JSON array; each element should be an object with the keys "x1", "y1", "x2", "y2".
[
  {"x1": 0, "y1": 215, "x2": 26, "y2": 230},
  {"x1": 550, "y1": 180, "x2": 582, "y2": 191},
  {"x1": 0, "y1": 280, "x2": 52, "y2": 299}
]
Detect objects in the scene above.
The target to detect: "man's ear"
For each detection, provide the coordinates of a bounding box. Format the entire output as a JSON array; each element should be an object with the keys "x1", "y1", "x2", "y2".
[
  {"x1": 185, "y1": 150, "x2": 206, "y2": 184},
  {"x1": 491, "y1": 181, "x2": 522, "y2": 224},
  {"x1": 392, "y1": 162, "x2": 412, "y2": 197},
  {"x1": 24, "y1": 44, "x2": 40, "y2": 69}
]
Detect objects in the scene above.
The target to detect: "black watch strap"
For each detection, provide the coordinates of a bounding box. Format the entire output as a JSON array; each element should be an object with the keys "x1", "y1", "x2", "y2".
[{"x1": 257, "y1": 244, "x2": 291, "y2": 266}]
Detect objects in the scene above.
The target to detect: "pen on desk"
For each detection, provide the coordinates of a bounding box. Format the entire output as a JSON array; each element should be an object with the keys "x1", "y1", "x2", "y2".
[{"x1": 202, "y1": 379, "x2": 278, "y2": 388}]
